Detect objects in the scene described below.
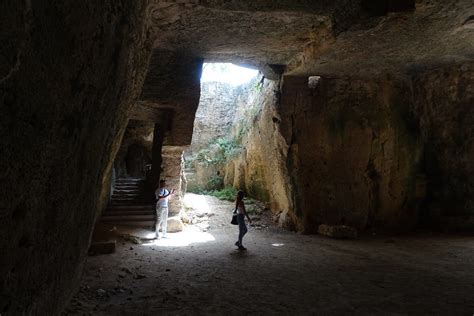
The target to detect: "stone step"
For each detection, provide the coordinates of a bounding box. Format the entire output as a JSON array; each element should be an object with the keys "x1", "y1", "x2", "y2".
[
  {"x1": 110, "y1": 199, "x2": 141, "y2": 204},
  {"x1": 105, "y1": 205, "x2": 153, "y2": 210},
  {"x1": 111, "y1": 196, "x2": 141, "y2": 202},
  {"x1": 111, "y1": 196, "x2": 140, "y2": 201},
  {"x1": 110, "y1": 200, "x2": 140, "y2": 204},
  {"x1": 115, "y1": 177, "x2": 144, "y2": 182},
  {"x1": 114, "y1": 184, "x2": 141, "y2": 189},
  {"x1": 103, "y1": 210, "x2": 155, "y2": 216},
  {"x1": 102, "y1": 214, "x2": 155, "y2": 221},
  {"x1": 111, "y1": 197, "x2": 140, "y2": 202},
  {"x1": 113, "y1": 189, "x2": 140, "y2": 193},
  {"x1": 112, "y1": 192, "x2": 140, "y2": 196},
  {"x1": 106, "y1": 205, "x2": 155, "y2": 212},
  {"x1": 109, "y1": 202, "x2": 141, "y2": 206},
  {"x1": 101, "y1": 220, "x2": 155, "y2": 228}
]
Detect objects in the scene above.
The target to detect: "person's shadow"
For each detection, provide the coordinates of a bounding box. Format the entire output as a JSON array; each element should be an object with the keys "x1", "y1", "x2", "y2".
[{"x1": 229, "y1": 249, "x2": 252, "y2": 259}]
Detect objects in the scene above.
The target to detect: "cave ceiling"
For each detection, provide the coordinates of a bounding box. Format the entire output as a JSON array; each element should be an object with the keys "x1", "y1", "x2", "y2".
[
  {"x1": 148, "y1": 0, "x2": 473, "y2": 76},
  {"x1": 135, "y1": 0, "x2": 473, "y2": 137}
]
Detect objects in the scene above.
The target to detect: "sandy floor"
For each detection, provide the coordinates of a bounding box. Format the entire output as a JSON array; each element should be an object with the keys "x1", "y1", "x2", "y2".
[{"x1": 65, "y1": 194, "x2": 474, "y2": 315}]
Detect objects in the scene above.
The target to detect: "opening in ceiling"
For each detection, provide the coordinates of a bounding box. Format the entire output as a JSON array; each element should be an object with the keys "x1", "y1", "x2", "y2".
[{"x1": 201, "y1": 63, "x2": 259, "y2": 86}]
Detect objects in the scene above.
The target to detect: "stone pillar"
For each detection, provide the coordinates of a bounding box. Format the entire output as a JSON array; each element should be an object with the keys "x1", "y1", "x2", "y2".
[
  {"x1": 148, "y1": 122, "x2": 165, "y2": 196},
  {"x1": 138, "y1": 50, "x2": 202, "y2": 212},
  {"x1": 161, "y1": 146, "x2": 187, "y2": 216}
]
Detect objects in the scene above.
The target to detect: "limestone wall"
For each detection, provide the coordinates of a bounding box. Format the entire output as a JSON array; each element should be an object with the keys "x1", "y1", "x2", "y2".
[
  {"x1": 225, "y1": 65, "x2": 473, "y2": 233},
  {"x1": 0, "y1": 2, "x2": 152, "y2": 314},
  {"x1": 412, "y1": 63, "x2": 474, "y2": 223},
  {"x1": 223, "y1": 79, "x2": 295, "y2": 227},
  {"x1": 114, "y1": 120, "x2": 154, "y2": 179},
  {"x1": 278, "y1": 75, "x2": 422, "y2": 232}
]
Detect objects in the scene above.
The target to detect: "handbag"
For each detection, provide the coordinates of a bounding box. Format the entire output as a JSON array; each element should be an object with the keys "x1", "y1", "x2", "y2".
[{"x1": 231, "y1": 210, "x2": 238, "y2": 225}]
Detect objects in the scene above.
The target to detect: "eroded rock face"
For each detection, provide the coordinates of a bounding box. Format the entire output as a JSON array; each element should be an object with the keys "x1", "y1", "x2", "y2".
[
  {"x1": 162, "y1": 146, "x2": 187, "y2": 216},
  {"x1": 186, "y1": 79, "x2": 256, "y2": 191},
  {"x1": 413, "y1": 63, "x2": 474, "y2": 222},
  {"x1": 279, "y1": 75, "x2": 422, "y2": 232},
  {"x1": 225, "y1": 65, "x2": 473, "y2": 233},
  {"x1": 289, "y1": 0, "x2": 473, "y2": 77},
  {"x1": 0, "y1": 0, "x2": 472, "y2": 314},
  {"x1": 223, "y1": 79, "x2": 294, "y2": 224},
  {"x1": 190, "y1": 81, "x2": 243, "y2": 153},
  {"x1": 114, "y1": 120, "x2": 154, "y2": 179},
  {"x1": 0, "y1": 2, "x2": 152, "y2": 314}
]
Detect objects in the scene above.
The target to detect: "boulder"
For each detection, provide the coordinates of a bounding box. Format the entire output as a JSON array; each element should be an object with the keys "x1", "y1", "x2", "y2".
[{"x1": 167, "y1": 216, "x2": 184, "y2": 232}]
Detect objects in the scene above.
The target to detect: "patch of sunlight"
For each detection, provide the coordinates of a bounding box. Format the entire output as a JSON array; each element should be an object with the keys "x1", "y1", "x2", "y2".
[
  {"x1": 201, "y1": 63, "x2": 259, "y2": 86},
  {"x1": 183, "y1": 193, "x2": 211, "y2": 215},
  {"x1": 143, "y1": 228, "x2": 215, "y2": 247}
]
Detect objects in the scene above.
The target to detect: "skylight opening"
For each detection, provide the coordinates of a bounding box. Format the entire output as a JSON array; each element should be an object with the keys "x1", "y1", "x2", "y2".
[{"x1": 201, "y1": 63, "x2": 259, "y2": 86}]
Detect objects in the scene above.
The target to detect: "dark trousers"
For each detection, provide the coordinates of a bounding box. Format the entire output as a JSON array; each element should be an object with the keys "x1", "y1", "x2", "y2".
[{"x1": 237, "y1": 214, "x2": 247, "y2": 246}]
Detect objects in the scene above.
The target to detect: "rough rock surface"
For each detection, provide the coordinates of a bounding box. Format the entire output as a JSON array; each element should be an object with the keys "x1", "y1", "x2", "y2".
[
  {"x1": 186, "y1": 79, "x2": 257, "y2": 191},
  {"x1": 223, "y1": 78, "x2": 294, "y2": 223},
  {"x1": 413, "y1": 63, "x2": 474, "y2": 221},
  {"x1": 0, "y1": 2, "x2": 153, "y2": 314},
  {"x1": 278, "y1": 75, "x2": 422, "y2": 232},
  {"x1": 162, "y1": 146, "x2": 187, "y2": 217},
  {"x1": 166, "y1": 216, "x2": 184, "y2": 233},
  {"x1": 114, "y1": 120, "x2": 154, "y2": 179},
  {"x1": 223, "y1": 65, "x2": 473, "y2": 233},
  {"x1": 0, "y1": 0, "x2": 473, "y2": 314},
  {"x1": 289, "y1": 0, "x2": 474, "y2": 77},
  {"x1": 189, "y1": 81, "x2": 244, "y2": 153},
  {"x1": 318, "y1": 224, "x2": 358, "y2": 239}
]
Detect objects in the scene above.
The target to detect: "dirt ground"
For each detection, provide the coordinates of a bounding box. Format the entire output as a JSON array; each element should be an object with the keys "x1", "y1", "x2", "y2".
[{"x1": 65, "y1": 194, "x2": 474, "y2": 315}]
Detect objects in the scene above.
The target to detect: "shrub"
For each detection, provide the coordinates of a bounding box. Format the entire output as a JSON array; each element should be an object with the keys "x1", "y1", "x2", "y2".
[
  {"x1": 207, "y1": 174, "x2": 224, "y2": 190},
  {"x1": 209, "y1": 187, "x2": 237, "y2": 201}
]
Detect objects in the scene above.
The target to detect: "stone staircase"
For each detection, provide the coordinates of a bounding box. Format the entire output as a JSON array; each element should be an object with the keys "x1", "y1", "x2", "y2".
[{"x1": 101, "y1": 178, "x2": 156, "y2": 228}]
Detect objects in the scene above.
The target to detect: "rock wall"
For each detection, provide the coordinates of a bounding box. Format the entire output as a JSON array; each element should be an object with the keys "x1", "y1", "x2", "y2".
[
  {"x1": 278, "y1": 75, "x2": 422, "y2": 232},
  {"x1": 186, "y1": 79, "x2": 257, "y2": 191},
  {"x1": 223, "y1": 79, "x2": 295, "y2": 227},
  {"x1": 190, "y1": 81, "x2": 243, "y2": 152},
  {"x1": 162, "y1": 146, "x2": 187, "y2": 217},
  {"x1": 225, "y1": 64, "x2": 473, "y2": 233},
  {"x1": 412, "y1": 63, "x2": 474, "y2": 223},
  {"x1": 114, "y1": 120, "x2": 154, "y2": 179},
  {"x1": 224, "y1": 75, "x2": 422, "y2": 232},
  {"x1": 0, "y1": 2, "x2": 152, "y2": 314}
]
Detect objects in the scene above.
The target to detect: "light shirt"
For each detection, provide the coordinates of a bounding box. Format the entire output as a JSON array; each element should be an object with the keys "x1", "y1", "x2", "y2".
[{"x1": 156, "y1": 188, "x2": 170, "y2": 208}]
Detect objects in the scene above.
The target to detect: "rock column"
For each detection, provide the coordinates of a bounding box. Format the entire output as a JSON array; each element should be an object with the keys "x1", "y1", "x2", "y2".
[{"x1": 162, "y1": 146, "x2": 187, "y2": 217}]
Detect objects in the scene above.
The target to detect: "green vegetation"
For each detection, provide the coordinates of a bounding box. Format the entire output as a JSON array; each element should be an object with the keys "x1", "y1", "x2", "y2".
[
  {"x1": 254, "y1": 80, "x2": 263, "y2": 92},
  {"x1": 208, "y1": 186, "x2": 237, "y2": 201},
  {"x1": 207, "y1": 174, "x2": 224, "y2": 190},
  {"x1": 195, "y1": 136, "x2": 242, "y2": 166},
  {"x1": 187, "y1": 186, "x2": 238, "y2": 202}
]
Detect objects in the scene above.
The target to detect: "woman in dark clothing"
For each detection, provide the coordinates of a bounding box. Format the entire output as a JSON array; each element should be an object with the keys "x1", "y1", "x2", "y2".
[{"x1": 234, "y1": 190, "x2": 252, "y2": 250}]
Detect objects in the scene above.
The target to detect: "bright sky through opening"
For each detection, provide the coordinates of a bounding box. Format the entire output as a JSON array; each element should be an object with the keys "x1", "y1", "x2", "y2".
[{"x1": 201, "y1": 63, "x2": 259, "y2": 86}]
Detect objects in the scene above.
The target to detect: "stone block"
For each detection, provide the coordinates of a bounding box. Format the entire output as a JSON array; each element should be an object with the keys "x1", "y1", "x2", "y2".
[
  {"x1": 318, "y1": 224, "x2": 358, "y2": 239},
  {"x1": 167, "y1": 216, "x2": 184, "y2": 232}
]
